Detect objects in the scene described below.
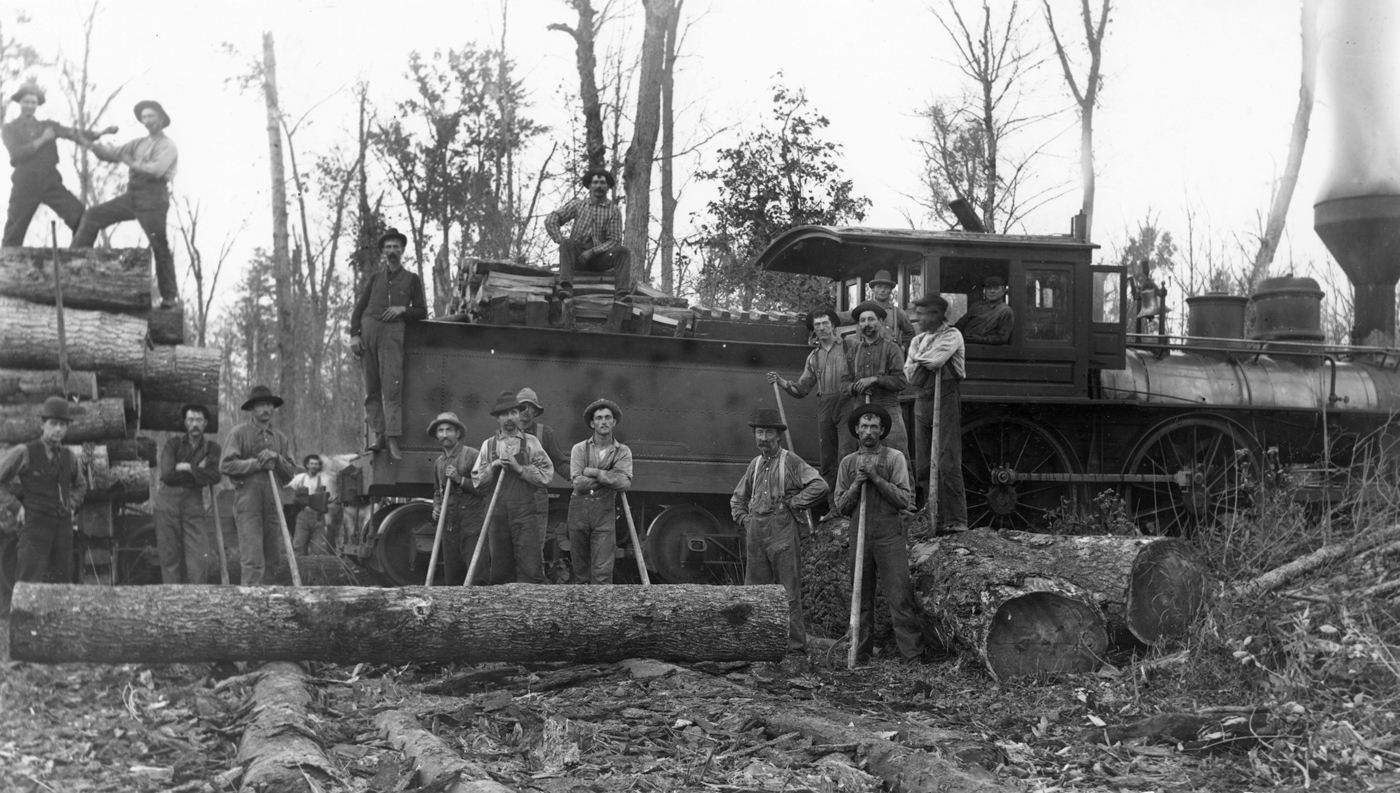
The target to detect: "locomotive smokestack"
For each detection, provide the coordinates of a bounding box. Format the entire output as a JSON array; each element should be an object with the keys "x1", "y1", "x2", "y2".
[{"x1": 1315, "y1": 196, "x2": 1400, "y2": 342}]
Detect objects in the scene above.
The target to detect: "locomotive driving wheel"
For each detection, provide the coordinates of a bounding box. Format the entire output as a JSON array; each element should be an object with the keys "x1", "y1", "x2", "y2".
[
  {"x1": 1123, "y1": 415, "x2": 1262, "y2": 536},
  {"x1": 962, "y1": 416, "x2": 1079, "y2": 530}
]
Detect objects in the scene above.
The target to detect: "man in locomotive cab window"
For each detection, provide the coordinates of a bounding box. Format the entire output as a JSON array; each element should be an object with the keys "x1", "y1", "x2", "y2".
[
  {"x1": 905, "y1": 294, "x2": 968, "y2": 532},
  {"x1": 568, "y1": 399, "x2": 633, "y2": 585},
  {"x1": 834, "y1": 404, "x2": 925, "y2": 661},
  {"x1": 516, "y1": 388, "x2": 569, "y2": 474},
  {"x1": 953, "y1": 275, "x2": 1013, "y2": 345},
  {"x1": 472, "y1": 391, "x2": 554, "y2": 584},
  {"x1": 546, "y1": 169, "x2": 632, "y2": 303},
  {"x1": 349, "y1": 228, "x2": 428, "y2": 461},
  {"x1": 731, "y1": 409, "x2": 830, "y2": 654},
  {"x1": 0, "y1": 397, "x2": 88, "y2": 587},
  {"x1": 867, "y1": 270, "x2": 915, "y2": 347},
  {"x1": 847, "y1": 301, "x2": 912, "y2": 474},
  {"x1": 429, "y1": 412, "x2": 490, "y2": 586},
  {"x1": 219, "y1": 386, "x2": 298, "y2": 586}
]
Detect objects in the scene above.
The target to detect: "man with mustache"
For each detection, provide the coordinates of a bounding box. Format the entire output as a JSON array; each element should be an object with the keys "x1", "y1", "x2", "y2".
[
  {"x1": 349, "y1": 228, "x2": 428, "y2": 460},
  {"x1": 546, "y1": 169, "x2": 631, "y2": 303},
  {"x1": 155, "y1": 403, "x2": 222, "y2": 583},
  {"x1": 428, "y1": 412, "x2": 490, "y2": 585},
  {"x1": 731, "y1": 408, "x2": 829, "y2": 654},
  {"x1": 954, "y1": 275, "x2": 1013, "y2": 345},
  {"x1": 769, "y1": 307, "x2": 856, "y2": 510},
  {"x1": 568, "y1": 398, "x2": 633, "y2": 585},
  {"x1": 0, "y1": 397, "x2": 88, "y2": 587},
  {"x1": 219, "y1": 385, "x2": 298, "y2": 585},
  {"x1": 905, "y1": 294, "x2": 968, "y2": 531},
  {"x1": 472, "y1": 391, "x2": 555, "y2": 584},
  {"x1": 847, "y1": 300, "x2": 911, "y2": 472},
  {"x1": 516, "y1": 388, "x2": 568, "y2": 475}
]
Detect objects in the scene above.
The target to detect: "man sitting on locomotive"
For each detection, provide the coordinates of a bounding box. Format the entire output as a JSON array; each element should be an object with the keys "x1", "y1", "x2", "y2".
[
  {"x1": 545, "y1": 169, "x2": 631, "y2": 303},
  {"x1": 953, "y1": 275, "x2": 1013, "y2": 345}
]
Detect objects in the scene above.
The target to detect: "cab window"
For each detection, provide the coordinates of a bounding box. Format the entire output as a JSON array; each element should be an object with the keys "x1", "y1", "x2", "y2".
[{"x1": 1024, "y1": 269, "x2": 1072, "y2": 341}]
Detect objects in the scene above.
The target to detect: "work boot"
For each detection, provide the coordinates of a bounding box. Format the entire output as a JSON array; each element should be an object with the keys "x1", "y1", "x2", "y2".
[
  {"x1": 366, "y1": 432, "x2": 385, "y2": 452},
  {"x1": 387, "y1": 436, "x2": 403, "y2": 461}
]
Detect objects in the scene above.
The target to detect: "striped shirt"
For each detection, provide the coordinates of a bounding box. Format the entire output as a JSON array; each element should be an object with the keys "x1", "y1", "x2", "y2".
[{"x1": 545, "y1": 196, "x2": 623, "y2": 255}]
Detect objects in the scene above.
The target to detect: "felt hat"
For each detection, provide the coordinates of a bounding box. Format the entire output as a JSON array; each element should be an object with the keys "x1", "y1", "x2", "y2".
[
  {"x1": 805, "y1": 307, "x2": 841, "y2": 331},
  {"x1": 10, "y1": 83, "x2": 44, "y2": 105},
  {"x1": 851, "y1": 300, "x2": 887, "y2": 322},
  {"x1": 983, "y1": 275, "x2": 1005, "y2": 287},
  {"x1": 179, "y1": 403, "x2": 212, "y2": 422},
  {"x1": 869, "y1": 270, "x2": 897, "y2": 286},
  {"x1": 378, "y1": 228, "x2": 408, "y2": 250},
  {"x1": 516, "y1": 388, "x2": 545, "y2": 414},
  {"x1": 914, "y1": 292, "x2": 948, "y2": 310},
  {"x1": 39, "y1": 396, "x2": 79, "y2": 422},
  {"x1": 240, "y1": 385, "x2": 284, "y2": 411},
  {"x1": 583, "y1": 398, "x2": 623, "y2": 424},
  {"x1": 488, "y1": 390, "x2": 522, "y2": 415},
  {"x1": 426, "y1": 411, "x2": 468, "y2": 439},
  {"x1": 133, "y1": 99, "x2": 170, "y2": 129},
  {"x1": 847, "y1": 403, "x2": 892, "y2": 438},
  {"x1": 748, "y1": 408, "x2": 787, "y2": 431},
  {"x1": 580, "y1": 168, "x2": 616, "y2": 189}
]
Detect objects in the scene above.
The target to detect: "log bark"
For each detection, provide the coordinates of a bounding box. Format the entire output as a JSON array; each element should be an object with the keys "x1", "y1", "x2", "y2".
[
  {"x1": 0, "y1": 397, "x2": 128, "y2": 444},
  {"x1": 909, "y1": 531, "x2": 1107, "y2": 680},
  {"x1": 0, "y1": 247, "x2": 151, "y2": 311},
  {"x1": 107, "y1": 436, "x2": 157, "y2": 464},
  {"x1": 236, "y1": 662, "x2": 336, "y2": 793},
  {"x1": 0, "y1": 369, "x2": 99, "y2": 403},
  {"x1": 8, "y1": 583, "x2": 789, "y2": 665},
  {"x1": 96, "y1": 379, "x2": 140, "y2": 421},
  {"x1": 146, "y1": 305, "x2": 184, "y2": 345},
  {"x1": 98, "y1": 461, "x2": 151, "y2": 503},
  {"x1": 140, "y1": 399, "x2": 218, "y2": 433},
  {"x1": 376, "y1": 710, "x2": 514, "y2": 793},
  {"x1": 0, "y1": 297, "x2": 148, "y2": 379},
  {"x1": 141, "y1": 345, "x2": 219, "y2": 404}
]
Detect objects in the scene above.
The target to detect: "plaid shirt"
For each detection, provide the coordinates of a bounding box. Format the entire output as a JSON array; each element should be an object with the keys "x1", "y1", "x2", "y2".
[{"x1": 546, "y1": 196, "x2": 623, "y2": 256}]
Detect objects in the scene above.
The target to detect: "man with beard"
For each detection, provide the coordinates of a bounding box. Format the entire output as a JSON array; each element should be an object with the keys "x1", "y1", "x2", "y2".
[
  {"x1": 2, "y1": 82, "x2": 116, "y2": 246},
  {"x1": 847, "y1": 301, "x2": 911, "y2": 470},
  {"x1": 731, "y1": 408, "x2": 829, "y2": 654},
  {"x1": 516, "y1": 388, "x2": 568, "y2": 474},
  {"x1": 350, "y1": 228, "x2": 428, "y2": 460},
  {"x1": 428, "y1": 412, "x2": 490, "y2": 585},
  {"x1": 289, "y1": 455, "x2": 332, "y2": 556},
  {"x1": 867, "y1": 270, "x2": 915, "y2": 346},
  {"x1": 220, "y1": 385, "x2": 298, "y2": 585},
  {"x1": 834, "y1": 404, "x2": 924, "y2": 661},
  {"x1": 905, "y1": 294, "x2": 968, "y2": 531},
  {"x1": 472, "y1": 391, "x2": 555, "y2": 584},
  {"x1": 546, "y1": 169, "x2": 630, "y2": 302},
  {"x1": 953, "y1": 276, "x2": 1013, "y2": 345},
  {"x1": 568, "y1": 398, "x2": 633, "y2": 585},
  {"x1": 155, "y1": 403, "x2": 222, "y2": 583},
  {"x1": 768, "y1": 307, "x2": 856, "y2": 507},
  {"x1": 0, "y1": 397, "x2": 88, "y2": 586}
]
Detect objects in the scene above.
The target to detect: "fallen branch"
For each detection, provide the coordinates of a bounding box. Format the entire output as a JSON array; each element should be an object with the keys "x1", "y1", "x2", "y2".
[
  {"x1": 1087, "y1": 709, "x2": 1278, "y2": 754},
  {"x1": 1234, "y1": 525, "x2": 1400, "y2": 599},
  {"x1": 376, "y1": 709, "x2": 514, "y2": 793},
  {"x1": 236, "y1": 662, "x2": 337, "y2": 792}
]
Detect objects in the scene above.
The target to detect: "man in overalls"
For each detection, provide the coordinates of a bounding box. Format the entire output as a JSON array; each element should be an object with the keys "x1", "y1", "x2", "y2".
[
  {"x1": 567, "y1": 398, "x2": 633, "y2": 585},
  {"x1": 730, "y1": 408, "x2": 829, "y2": 653},
  {"x1": 834, "y1": 404, "x2": 925, "y2": 661},
  {"x1": 219, "y1": 385, "x2": 297, "y2": 585},
  {"x1": 472, "y1": 391, "x2": 554, "y2": 584},
  {"x1": 429, "y1": 411, "x2": 490, "y2": 585},
  {"x1": 848, "y1": 300, "x2": 912, "y2": 476},
  {"x1": 0, "y1": 396, "x2": 88, "y2": 586}
]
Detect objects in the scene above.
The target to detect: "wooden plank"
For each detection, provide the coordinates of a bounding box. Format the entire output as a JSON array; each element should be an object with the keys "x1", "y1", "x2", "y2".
[{"x1": 525, "y1": 295, "x2": 550, "y2": 327}]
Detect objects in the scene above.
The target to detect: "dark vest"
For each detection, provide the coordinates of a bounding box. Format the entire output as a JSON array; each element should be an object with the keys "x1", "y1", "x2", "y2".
[{"x1": 20, "y1": 440, "x2": 73, "y2": 520}]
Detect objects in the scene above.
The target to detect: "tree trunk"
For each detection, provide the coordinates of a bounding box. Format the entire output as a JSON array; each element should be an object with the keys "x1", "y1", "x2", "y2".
[
  {"x1": 146, "y1": 305, "x2": 185, "y2": 345},
  {"x1": 9, "y1": 583, "x2": 789, "y2": 665},
  {"x1": 0, "y1": 247, "x2": 151, "y2": 311},
  {"x1": 376, "y1": 710, "x2": 513, "y2": 793},
  {"x1": 0, "y1": 369, "x2": 99, "y2": 403},
  {"x1": 141, "y1": 399, "x2": 218, "y2": 433},
  {"x1": 96, "y1": 378, "x2": 139, "y2": 421},
  {"x1": 552, "y1": 1, "x2": 606, "y2": 170},
  {"x1": 0, "y1": 397, "x2": 127, "y2": 444},
  {"x1": 0, "y1": 297, "x2": 147, "y2": 379},
  {"x1": 658, "y1": 1, "x2": 681, "y2": 293},
  {"x1": 621, "y1": 0, "x2": 673, "y2": 272},
  {"x1": 141, "y1": 345, "x2": 220, "y2": 404},
  {"x1": 236, "y1": 663, "x2": 336, "y2": 793},
  {"x1": 909, "y1": 532, "x2": 1107, "y2": 680},
  {"x1": 107, "y1": 436, "x2": 157, "y2": 464},
  {"x1": 262, "y1": 32, "x2": 298, "y2": 444}
]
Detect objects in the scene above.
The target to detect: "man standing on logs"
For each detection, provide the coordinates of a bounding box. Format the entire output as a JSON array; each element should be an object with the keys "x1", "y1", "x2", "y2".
[
  {"x1": 428, "y1": 412, "x2": 489, "y2": 585},
  {"x1": 2, "y1": 82, "x2": 117, "y2": 247},
  {"x1": 545, "y1": 170, "x2": 631, "y2": 303},
  {"x1": 731, "y1": 408, "x2": 829, "y2": 654},
  {"x1": 350, "y1": 228, "x2": 428, "y2": 461},
  {"x1": 867, "y1": 271, "x2": 915, "y2": 347},
  {"x1": 220, "y1": 385, "x2": 297, "y2": 585},
  {"x1": 905, "y1": 294, "x2": 967, "y2": 530},
  {"x1": 71, "y1": 100, "x2": 180, "y2": 308},
  {"x1": 155, "y1": 403, "x2": 222, "y2": 584},
  {"x1": 289, "y1": 455, "x2": 331, "y2": 556},
  {"x1": 834, "y1": 404, "x2": 925, "y2": 661},
  {"x1": 472, "y1": 391, "x2": 554, "y2": 584},
  {"x1": 568, "y1": 398, "x2": 633, "y2": 585},
  {"x1": 0, "y1": 397, "x2": 87, "y2": 586},
  {"x1": 848, "y1": 301, "x2": 911, "y2": 469},
  {"x1": 769, "y1": 307, "x2": 856, "y2": 511}
]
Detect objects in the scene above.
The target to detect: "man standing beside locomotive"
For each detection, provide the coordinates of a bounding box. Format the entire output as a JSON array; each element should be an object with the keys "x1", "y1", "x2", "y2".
[
  {"x1": 0, "y1": 397, "x2": 87, "y2": 586},
  {"x1": 155, "y1": 403, "x2": 222, "y2": 584},
  {"x1": 905, "y1": 294, "x2": 968, "y2": 531},
  {"x1": 768, "y1": 307, "x2": 856, "y2": 510},
  {"x1": 568, "y1": 398, "x2": 633, "y2": 585},
  {"x1": 867, "y1": 270, "x2": 915, "y2": 346},
  {"x1": 220, "y1": 385, "x2": 298, "y2": 585},
  {"x1": 289, "y1": 455, "x2": 332, "y2": 556},
  {"x1": 731, "y1": 409, "x2": 829, "y2": 654},
  {"x1": 954, "y1": 276, "x2": 1014, "y2": 345},
  {"x1": 545, "y1": 169, "x2": 631, "y2": 303},
  {"x1": 848, "y1": 301, "x2": 911, "y2": 468},
  {"x1": 516, "y1": 388, "x2": 568, "y2": 474},
  {"x1": 472, "y1": 391, "x2": 554, "y2": 584},
  {"x1": 350, "y1": 228, "x2": 428, "y2": 461},
  {"x1": 429, "y1": 412, "x2": 490, "y2": 585}
]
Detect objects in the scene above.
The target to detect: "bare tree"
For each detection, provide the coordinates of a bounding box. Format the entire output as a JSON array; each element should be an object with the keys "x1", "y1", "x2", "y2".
[
  {"x1": 1043, "y1": 0, "x2": 1110, "y2": 241},
  {"x1": 549, "y1": 0, "x2": 612, "y2": 170},
  {"x1": 0, "y1": 12, "x2": 44, "y2": 125},
  {"x1": 58, "y1": 2, "x2": 128, "y2": 227},
  {"x1": 261, "y1": 31, "x2": 296, "y2": 435},
  {"x1": 622, "y1": 0, "x2": 673, "y2": 273},
  {"x1": 173, "y1": 197, "x2": 238, "y2": 347},
  {"x1": 658, "y1": 0, "x2": 683, "y2": 293}
]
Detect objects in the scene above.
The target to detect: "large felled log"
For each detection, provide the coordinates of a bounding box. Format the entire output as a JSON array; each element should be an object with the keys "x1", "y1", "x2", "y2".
[
  {"x1": 96, "y1": 378, "x2": 140, "y2": 421},
  {"x1": 0, "y1": 247, "x2": 151, "y2": 311},
  {"x1": 140, "y1": 399, "x2": 219, "y2": 433},
  {"x1": 0, "y1": 369, "x2": 99, "y2": 403},
  {"x1": 140, "y1": 344, "x2": 219, "y2": 403},
  {"x1": 0, "y1": 297, "x2": 148, "y2": 379},
  {"x1": 0, "y1": 397, "x2": 127, "y2": 444},
  {"x1": 910, "y1": 532, "x2": 1107, "y2": 680},
  {"x1": 106, "y1": 436, "x2": 157, "y2": 464},
  {"x1": 8, "y1": 583, "x2": 788, "y2": 664},
  {"x1": 145, "y1": 305, "x2": 184, "y2": 345},
  {"x1": 236, "y1": 662, "x2": 336, "y2": 793}
]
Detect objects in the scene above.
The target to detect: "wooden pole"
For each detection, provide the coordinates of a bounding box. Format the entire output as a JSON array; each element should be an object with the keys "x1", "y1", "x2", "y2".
[
  {"x1": 464, "y1": 475, "x2": 506, "y2": 587},
  {"x1": 424, "y1": 480, "x2": 452, "y2": 586},
  {"x1": 211, "y1": 486, "x2": 230, "y2": 585},
  {"x1": 268, "y1": 470, "x2": 302, "y2": 586},
  {"x1": 51, "y1": 222, "x2": 70, "y2": 398},
  {"x1": 928, "y1": 374, "x2": 942, "y2": 526},
  {"x1": 620, "y1": 492, "x2": 651, "y2": 585},
  {"x1": 847, "y1": 482, "x2": 868, "y2": 670},
  {"x1": 771, "y1": 381, "x2": 818, "y2": 534}
]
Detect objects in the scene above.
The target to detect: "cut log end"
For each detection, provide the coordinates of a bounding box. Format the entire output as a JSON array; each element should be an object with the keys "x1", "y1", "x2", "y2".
[
  {"x1": 1127, "y1": 540, "x2": 1211, "y2": 645},
  {"x1": 985, "y1": 589, "x2": 1107, "y2": 681}
]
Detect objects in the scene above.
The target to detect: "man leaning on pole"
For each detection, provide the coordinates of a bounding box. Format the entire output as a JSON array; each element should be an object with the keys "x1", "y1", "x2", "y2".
[
  {"x1": 905, "y1": 294, "x2": 968, "y2": 531},
  {"x1": 219, "y1": 385, "x2": 297, "y2": 585},
  {"x1": 568, "y1": 398, "x2": 633, "y2": 585}
]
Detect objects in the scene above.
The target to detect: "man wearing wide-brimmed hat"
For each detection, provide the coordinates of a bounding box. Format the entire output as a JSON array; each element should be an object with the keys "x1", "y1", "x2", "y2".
[
  {"x1": 349, "y1": 227, "x2": 427, "y2": 461},
  {"x1": 155, "y1": 403, "x2": 222, "y2": 584},
  {"x1": 866, "y1": 270, "x2": 914, "y2": 346},
  {"x1": 568, "y1": 398, "x2": 633, "y2": 585},
  {"x1": 833, "y1": 403, "x2": 924, "y2": 661},
  {"x1": 544, "y1": 169, "x2": 631, "y2": 303},
  {"x1": 0, "y1": 396, "x2": 88, "y2": 587},
  {"x1": 769, "y1": 306, "x2": 857, "y2": 507},
  {"x1": 472, "y1": 391, "x2": 555, "y2": 584},
  {"x1": 953, "y1": 275, "x2": 1013, "y2": 345},
  {"x1": 2, "y1": 82, "x2": 116, "y2": 246},
  {"x1": 906, "y1": 294, "x2": 968, "y2": 531},
  {"x1": 428, "y1": 411, "x2": 490, "y2": 585},
  {"x1": 848, "y1": 300, "x2": 911, "y2": 471},
  {"x1": 219, "y1": 385, "x2": 297, "y2": 585},
  {"x1": 730, "y1": 408, "x2": 829, "y2": 653},
  {"x1": 72, "y1": 100, "x2": 180, "y2": 308},
  {"x1": 516, "y1": 388, "x2": 568, "y2": 473}
]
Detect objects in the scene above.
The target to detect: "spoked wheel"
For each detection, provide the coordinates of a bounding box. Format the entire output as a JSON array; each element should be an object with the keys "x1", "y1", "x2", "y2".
[
  {"x1": 643, "y1": 505, "x2": 741, "y2": 584},
  {"x1": 1122, "y1": 415, "x2": 1262, "y2": 536},
  {"x1": 374, "y1": 502, "x2": 436, "y2": 586},
  {"x1": 962, "y1": 416, "x2": 1079, "y2": 530}
]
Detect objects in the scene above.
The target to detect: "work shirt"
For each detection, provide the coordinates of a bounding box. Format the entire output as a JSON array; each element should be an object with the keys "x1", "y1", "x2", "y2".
[
  {"x1": 954, "y1": 300, "x2": 1014, "y2": 345},
  {"x1": 525, "y1": 422, "x2": 569, "y2": 474},
  {"x1": 2, "y1": 117, "x2": 98, "y2": 171},
  {"x1": 834, "y1": 445, "x2": 913, "y2": 517},
  {"x1": 792, "y1": 337, "x2": 856, "y2": 398},
  {"x1": 873, "y1": 299, "x2": 915, "y2": 346},
  {"x1": 94, "y1": 132, "x2": 178, "y2": 182},
  {"x1": 158, "y1": 435, "x2": 223, "y2": 491},
  {"x1": 0, "y1": 441, "x2": 87, "y2": 518},
  {"x1": 545, "y1": 196, "x2": 623, "y2": 256},
  {"x1": 219, "y1": 421, "x2": 295, "y2": 484},
  {"x1": 434, "y1": 442, "x2": 484, "y2": 512},
  {"x1": 349, "y1": 264, "x2": 428, "y2": 337},
  {"x1": 569, "y1": 437, "x2": 634, "y2": 496},
  {"x1": 905, "y1": 323, "x2": 966, "y2": 399},
  {"x1": 471, "y1": 431, "x2": 555, "y2": 491},
  {"x1": 288, "y1": 472, "x2": 330, "y2": 494},
  {"x1": 847, "y1": 336, "x2": 908, "y2": 401},
  {"x1": 730, "y1": 449, "x2": 827, "y2": 524}
]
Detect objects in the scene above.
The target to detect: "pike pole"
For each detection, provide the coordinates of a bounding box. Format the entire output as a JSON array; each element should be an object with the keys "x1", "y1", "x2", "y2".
[
  {"x1": 620, "y1": 493, "x2": 650, "y2": 585},
  {"x1": 424, "y1": 480, "x2": 452, "y2": 586},
  {"x1": 464, "y1": 475, "x2": 506, "y2": 587},
  {"x1": 211, "y1": 486, "x2": 230, "y2": 585},
  {"x1": 268, "y1": 470, "x2": 302, "y2": 586},
  {"x1": 928, "y1": 375, "x2": 942, "y2": 527}
]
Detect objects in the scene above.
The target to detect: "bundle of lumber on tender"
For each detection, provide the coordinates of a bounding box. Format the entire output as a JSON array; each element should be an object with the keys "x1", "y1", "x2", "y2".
[
  {"x1": 0, "y1": 397, "x2": 127, "y2": 444},
  {"x1": 0, "y1": 369, "x2": 99, "y2": 403},
  {"x1": 0, "y1": 247, "x2": 151, "y2": 311},
  {"x1": 8, "y1": 582, "x2": 789, "y2": 665}
]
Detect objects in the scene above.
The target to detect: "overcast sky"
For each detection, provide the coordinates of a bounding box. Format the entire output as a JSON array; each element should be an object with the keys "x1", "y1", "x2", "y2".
[{"x1": 8, "y1": 0, "x2": 1394, "y2": 315}]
